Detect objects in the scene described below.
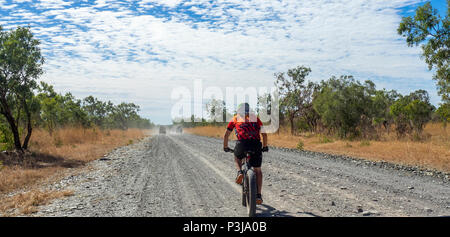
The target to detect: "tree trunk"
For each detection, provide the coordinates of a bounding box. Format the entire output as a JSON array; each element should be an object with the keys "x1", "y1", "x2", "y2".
[
  {"x1": 0, "y1": 97, "x2": 22, "y2": 151},
  {"x1": 22, "y1": 121, "x2": 32, "y2": 150},
  {"x1": 289, "y1": 114, "x2": 295, "y2": 136},
  {"x1": 22, "y1": 99, "x2": 32, "y2": 150}
]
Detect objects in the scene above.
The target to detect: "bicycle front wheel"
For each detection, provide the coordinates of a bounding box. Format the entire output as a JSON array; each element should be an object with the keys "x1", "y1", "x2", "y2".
[
  {"x1": 246, "y1": 169, "x2": 257, "y2": 217},
  {"x1": 242, "y1": 177, "x2": 247, "y2": 207}
]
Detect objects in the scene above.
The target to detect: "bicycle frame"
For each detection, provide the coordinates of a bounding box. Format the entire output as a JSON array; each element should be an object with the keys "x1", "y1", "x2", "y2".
[
  {"x1": 241, "y1": 152, "x2": 253, "y2": 172},
  {"x1": 226, "y1": 148, "x2": 258, "y2": 217},
  {"x1": 241, "y1": 151, "x2": 257, "y2": 216}
]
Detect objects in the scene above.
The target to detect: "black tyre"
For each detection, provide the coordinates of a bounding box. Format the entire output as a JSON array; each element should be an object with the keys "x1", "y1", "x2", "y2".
[
  {"x1": 246, "y1": 169, "x2": 257, "y2": 217},
  {"x1": 242, "y1": 176, "x2": 247, "y2": 207}
]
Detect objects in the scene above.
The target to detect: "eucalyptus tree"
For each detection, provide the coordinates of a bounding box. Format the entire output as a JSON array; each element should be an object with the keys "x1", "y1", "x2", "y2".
[
  {"x1": 390, "y1": 90, "x2": 435, "y2": 138},
  {"x1": 275, "y1": 66, "x2": 315, "y2": 135},
  {"x1": 398, "y1": 1, "x2": 449, "y2": 103},
  {"x1": 109, "y1": 102, "x2": 140, "y2": 130},
  {"x1": 313, "y1": 76, "x2": 377, "y2": 138},
  {"x1": 0, "y1": 26, "x2": 44, "y2": 151},
  {"x1": 83, "y1": 95, "x2": 114, "y2": 128}
]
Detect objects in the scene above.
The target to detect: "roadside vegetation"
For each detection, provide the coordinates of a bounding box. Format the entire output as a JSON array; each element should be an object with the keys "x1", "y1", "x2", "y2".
[
  {"x1": 0, "y1": 128, "x2": 147, "y2": 216},
  {"x1": 0, "y1": 25, "x2": 153, "y2": 215},
  {"x1": 183, "y1": 1, "x2": 449, "y2": 173},
  {"x1": 184, "y1": 63, "x2": 449, "y2": 172},
  {"x1": 0, "y1": 25, "x2": 153, "y2": 152},
  {"x1": 185, "y1": 64, "x2": 449, "y2": 171},
  {"x1": 185, "y1": 123, "x2": 449, "y2": 172}
]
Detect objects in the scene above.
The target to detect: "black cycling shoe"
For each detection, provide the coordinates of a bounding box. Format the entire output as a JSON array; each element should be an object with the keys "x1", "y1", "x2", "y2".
[
  {"x1": 256, "y1": 193, "x2": 263, "y2": 205},
  {"x1": 235, "y1": 170, "x2": 244, "y2": 184}
]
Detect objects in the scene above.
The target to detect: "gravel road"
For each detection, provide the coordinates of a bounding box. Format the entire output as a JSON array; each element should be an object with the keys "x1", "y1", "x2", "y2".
[{"x1": 35, "y1": 134, "x2": 450, "y2": 217}]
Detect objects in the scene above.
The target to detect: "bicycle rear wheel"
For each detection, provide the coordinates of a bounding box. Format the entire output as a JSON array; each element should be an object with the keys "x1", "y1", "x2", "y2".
[
  {"x1": 246, "y1": 169, "x2": 257, "y2": 217},
  {"x1": 242, "y1": 177, "x2": 247, "y2": 207}
]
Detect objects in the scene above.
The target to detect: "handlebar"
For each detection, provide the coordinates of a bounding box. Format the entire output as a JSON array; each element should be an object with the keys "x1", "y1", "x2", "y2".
[
  {"x1": 224, "y1": 147, "x2": 268, "y2": 153},
  {"x1": 224, "y1": 148, "x2": 234, "y2": 153}
]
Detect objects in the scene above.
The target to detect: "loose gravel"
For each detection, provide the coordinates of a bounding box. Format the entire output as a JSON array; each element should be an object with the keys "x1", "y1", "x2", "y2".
[{"x1": 34, "y1": 134, "x2": 450, "y2": 217}]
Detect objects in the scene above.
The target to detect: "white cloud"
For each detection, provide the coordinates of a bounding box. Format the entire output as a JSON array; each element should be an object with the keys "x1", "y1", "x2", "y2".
[
  {"x1": 140, "y1": 0, "x2": 184, "y2": 8},
  {"x1": 0, "y1": 0, "x2": 439, "y2": 123},
  {"x1": 0, "y1": 4, "x2": 17, "y2": 9},
  {"x1": 40, "y1": 0, "x2": 71, "y2": 8}
]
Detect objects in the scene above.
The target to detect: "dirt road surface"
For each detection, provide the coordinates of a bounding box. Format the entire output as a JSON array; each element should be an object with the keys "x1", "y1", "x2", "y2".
[{"x1": 35, "y1": 134, "x2": 450, "y2": 217}]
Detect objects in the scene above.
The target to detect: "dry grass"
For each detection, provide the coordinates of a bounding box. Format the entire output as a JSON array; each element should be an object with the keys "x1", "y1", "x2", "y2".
[
  {"x1": 29, "y1": 127, "x2": 146, "y2": 162},
  {"x1": 0, "y1": 127, "x2": 147, "y2": 215},
  {"x1": 0, "y1": 166, "x2": 60, "y2": 194},
  {"x1": 0, "y1": 189, "x2": 74, "y2": 216},
  {"x1": 185, "y1": 123, "x2": 450, "y2": 172}
]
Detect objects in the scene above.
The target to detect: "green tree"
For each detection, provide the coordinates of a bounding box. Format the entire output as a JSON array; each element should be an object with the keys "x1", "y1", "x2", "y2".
[
  {"x1": 275, "y1": 66, "x2": 315, "y2": 135},
  {"x1": 205, "y1": 99, "x2": 226, "y2": 124},
  {"x1": 36, "y1": 82, "x2": 60, "y2": 134},
  {"x1": 390, "y1": 90, "x2": 435, "y2": 138},
  {"x1": 257, "y1": 93, "x2": 272, "y2": 116},
  {"x1": 257, "y1": 92, "x2": 278, "y2": 128},
  {"x1": 313, "y1": 76, "x2": 376, "y2": 138},
  {"x1": 390, "y1": 97, "x2": 411, "y2": 138},
  {"x1": 371, "y1": 89, "x2": 400, "y2": 134},
  {"x1": 108, "y1": 102, "x2": 140, "y2": 130},
  {"x1": 436, "y1": 103, "x2": 450, "y2": 128},
  {"x1": 60, "y1": 93, "x2": 89, "y2": 128},
  {"x1": 37, "y1": 82, "x2": 90, "y2": 133},
  {"x1": 0, "y1": 118, "x2": 14, "y2": 150},
  {"x1": 398, "y1": 1, "x2": 450, "y2": 103},
  {"x1": 82, "y1": 96, "x2": 114, "y2": 128},
  {"x1": 0, "y1": 26, "x2": 44, "y2": 151}
]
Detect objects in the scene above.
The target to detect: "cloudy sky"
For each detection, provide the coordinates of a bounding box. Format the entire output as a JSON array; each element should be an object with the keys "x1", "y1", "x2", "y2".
[{"x1": 0, "y1": 0, "x2": 447, "y2": 124}]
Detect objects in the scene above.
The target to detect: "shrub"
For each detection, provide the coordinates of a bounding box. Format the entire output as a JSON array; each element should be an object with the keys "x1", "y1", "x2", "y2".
[
  {"x1": 318, "y1": 135, "x2": 333, "y2": 144},
  {"x1": 53, "y1": 136, "x2": 63, "y2": 147},
  {"x1": 313, "y1": 76, "x2": 375, "y2": 138},
  {"x1": 0, "y1": 123, "x2": 14, "y2": 151},
  {"x1": 436, "y1": 103, "x2": 450, "y2": 128},
  {"x1": 296, "y1": 140, "x2": 304, "y2": 150}
]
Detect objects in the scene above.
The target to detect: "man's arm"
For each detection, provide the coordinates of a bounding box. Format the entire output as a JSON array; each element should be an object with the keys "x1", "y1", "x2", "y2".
[
  {"x1": 257, "y1": 117, "x2": 267, "y2": 148},
  {"x1": 261, "y1": 133, "x2": 268, "y2": 148},
  {"x1": 224, "y1": 129, "x2": 231, "y2": 149}
]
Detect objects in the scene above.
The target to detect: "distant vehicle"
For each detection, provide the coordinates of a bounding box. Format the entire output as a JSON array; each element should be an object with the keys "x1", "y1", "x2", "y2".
[
  {"x1": 159, "y1": 126, "x2": 166, "y2": 134},
  {"x1": 176, "y1": 126, "x2": 183, "y2": 134}
]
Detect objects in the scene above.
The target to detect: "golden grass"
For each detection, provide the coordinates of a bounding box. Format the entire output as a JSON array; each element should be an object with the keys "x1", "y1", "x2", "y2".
[
  {"x1": 29, "y1": 127, "x2": 146, "y2": 162},
  {"x1": 0, "y1": 166, "x2": 59, "y2": 194},
  {"x1": 0, "y1": 189, "x2": 74, "y2": 216},
  {"x1": 0, "y1": 127, "x2": 147, "y2": 215},
  {"x1": 185, "y1": 123, "x2": 450, "y2": 172}
]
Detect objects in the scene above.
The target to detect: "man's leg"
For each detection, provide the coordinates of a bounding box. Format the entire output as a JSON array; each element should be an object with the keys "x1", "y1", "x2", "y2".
[
  {"x1": 233, "y1": 142, "x2": 244, "y2": 184},
  {"x1": 234, "y1": 157, "x2": 244, "y2": 184},
  {"x1": 253, "y1": 167, "x2": 263, "y2": 195},
  {"x1": 234, "y1": 156, "x2": 242, "y2": 171}
]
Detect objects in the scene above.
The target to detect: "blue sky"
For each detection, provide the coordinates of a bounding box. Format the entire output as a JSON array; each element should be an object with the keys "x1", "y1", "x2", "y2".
[{"x1": 0, "y1": 0, "x2": 447, "y2": 124}]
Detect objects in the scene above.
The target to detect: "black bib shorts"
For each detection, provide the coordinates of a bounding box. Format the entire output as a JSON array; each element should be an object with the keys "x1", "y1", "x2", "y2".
[{"x1": 234, "y1": 139, "x2": 263, "y2": 168}]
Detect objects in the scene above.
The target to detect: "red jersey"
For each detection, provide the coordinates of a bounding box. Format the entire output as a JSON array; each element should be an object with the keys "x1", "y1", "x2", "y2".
[{"x1": 227, "y1": 114, "x2": 263, "y2": 140}]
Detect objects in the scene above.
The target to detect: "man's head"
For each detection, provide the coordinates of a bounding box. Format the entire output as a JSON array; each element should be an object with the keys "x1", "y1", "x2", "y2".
[
  {"x1": 237, "y1": 103, "x2": 250, "y2": 116},
  {"x1": 236, "y1": 102, "x2": 258, "y2": 122}
]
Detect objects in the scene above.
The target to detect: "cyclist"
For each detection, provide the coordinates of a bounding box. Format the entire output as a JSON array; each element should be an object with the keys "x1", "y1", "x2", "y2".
[{"x1": 223, "y1": 103, "x2": 268, "y2": 205}]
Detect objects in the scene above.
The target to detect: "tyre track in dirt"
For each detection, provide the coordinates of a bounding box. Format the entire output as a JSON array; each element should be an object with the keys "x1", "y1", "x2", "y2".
[
  {"x1": 168, "y1": 134, "x2": 450, "y2": 217},
  {"x1": 35, "y1": 134, "x2": 450, "y2": 217}
]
